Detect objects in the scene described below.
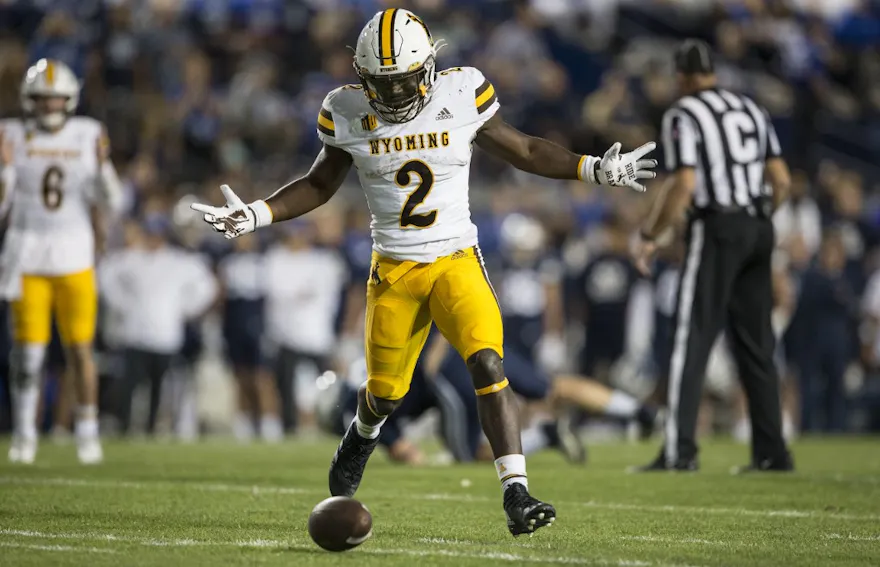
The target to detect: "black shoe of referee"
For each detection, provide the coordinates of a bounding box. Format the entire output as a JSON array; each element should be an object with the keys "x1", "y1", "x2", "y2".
[
  {"x1": 731, "y1": 451, "x2": 794, "y2": 474},
  {"x1": 628, "y1": 452, "x2": 698, "y2": 473}
]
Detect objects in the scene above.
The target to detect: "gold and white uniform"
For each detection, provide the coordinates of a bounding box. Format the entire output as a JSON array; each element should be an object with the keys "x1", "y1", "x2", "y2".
[
  {"x1": 317, "y1": 67, "x2": 504, "y2": 399},
  {"x1": 1, "y1": 116, "x2": 106, "y2": 344}
]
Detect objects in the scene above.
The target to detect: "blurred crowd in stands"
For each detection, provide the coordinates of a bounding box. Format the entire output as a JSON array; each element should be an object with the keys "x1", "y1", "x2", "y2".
[{"x1": 0, "y1": 0, "x2": 878, "y2": 441}]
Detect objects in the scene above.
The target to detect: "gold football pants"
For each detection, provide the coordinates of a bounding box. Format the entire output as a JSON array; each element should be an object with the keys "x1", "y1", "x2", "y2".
[
  {"x1": 365, "y1": 247, "x2": 503, "y2": 400},
  {"x1": 12, "y1": 268, "x2": 98, "y2": 345}
]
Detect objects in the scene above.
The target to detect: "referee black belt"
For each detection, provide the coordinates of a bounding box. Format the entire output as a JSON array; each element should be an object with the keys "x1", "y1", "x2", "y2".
[{"x1": 690, "y1": 201, "x2": 771, "y2": 220}]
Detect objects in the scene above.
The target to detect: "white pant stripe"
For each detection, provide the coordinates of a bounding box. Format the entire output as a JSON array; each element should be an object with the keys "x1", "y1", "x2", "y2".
[{"x1": 665, "y1": 220, "x2": 704, "y2": 465}]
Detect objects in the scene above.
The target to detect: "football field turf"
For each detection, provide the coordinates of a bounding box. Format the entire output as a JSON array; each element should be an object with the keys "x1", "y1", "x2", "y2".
[{"x1": 0, "y1": 437, "x2": 877, "y2": 566}]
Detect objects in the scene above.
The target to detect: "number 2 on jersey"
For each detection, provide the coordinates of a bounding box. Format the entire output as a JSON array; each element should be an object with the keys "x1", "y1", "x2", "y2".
[
  {"x1": 397, "y1": 160, "x2": 437, "y2": 228},
  {"x1": 42, "y1": 165, "x2": 64, "y2": 210}
]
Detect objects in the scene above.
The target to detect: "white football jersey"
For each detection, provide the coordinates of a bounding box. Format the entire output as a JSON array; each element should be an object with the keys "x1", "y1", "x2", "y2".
[
  {"x1": 1, "y1": 117, "x2": 103, "y2": 275},
  {"x1": 317, "y1": 66, "x2": 500, "y2": 263}
]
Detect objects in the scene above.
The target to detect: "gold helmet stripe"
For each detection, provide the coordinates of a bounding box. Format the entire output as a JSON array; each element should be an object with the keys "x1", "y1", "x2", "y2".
[
  {"x1": 45, "y1": 60, "x2": 55, "y2": 86},
  {"x1": 379, "y1": 8, "x2": 398, "y2": 66}
]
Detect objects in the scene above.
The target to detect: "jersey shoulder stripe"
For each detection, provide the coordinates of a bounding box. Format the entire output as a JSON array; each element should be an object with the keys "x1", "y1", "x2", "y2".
[
  {"x1": 317, "y1": 107, "x2": 335, "y2": 137},
  {"x1": 318, "y1": 84, "x2": 371, "y2": 144},
  {"x1": 475, "y1": 78, "x2": 497, "y2": 114},
  {"x1": 432, "y1": 66, "x2": 499, "y2": 124}
]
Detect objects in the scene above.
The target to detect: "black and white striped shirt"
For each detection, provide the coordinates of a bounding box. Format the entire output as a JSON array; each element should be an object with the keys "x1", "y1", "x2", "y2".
[{"x1": 662, "y1": 88, "x2": 782, "y2": 209}]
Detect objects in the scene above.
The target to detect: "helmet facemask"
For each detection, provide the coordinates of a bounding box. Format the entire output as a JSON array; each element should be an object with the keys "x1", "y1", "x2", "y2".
[
  {"x1": 27, "y1": 95, "x2": 70, "y2": 130},
  {"x1": 356, "y1": 56, "x2": 436, "y2": 124}
]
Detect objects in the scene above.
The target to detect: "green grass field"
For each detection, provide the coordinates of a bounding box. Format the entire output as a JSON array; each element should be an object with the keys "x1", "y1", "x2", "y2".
[{"x1": 0, "y1": 437, "x2": 878, "y2": 567}]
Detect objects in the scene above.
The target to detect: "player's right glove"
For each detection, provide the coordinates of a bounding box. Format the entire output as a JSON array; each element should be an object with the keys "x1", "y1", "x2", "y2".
[
  {"x1": 190, "y1": 184, "x2": 273, "y2": 239},
  {"x1": 581, "y1": 141, "x2": 657, "y2": 193}
]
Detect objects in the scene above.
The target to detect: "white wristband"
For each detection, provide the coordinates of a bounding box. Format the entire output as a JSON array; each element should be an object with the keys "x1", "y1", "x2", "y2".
[
  {"x1": 578, "y1": 155, "x2": 600, "y2": 185},
  {"x1": 249, "y1": 199, "x2": 274, "y2": 228}
]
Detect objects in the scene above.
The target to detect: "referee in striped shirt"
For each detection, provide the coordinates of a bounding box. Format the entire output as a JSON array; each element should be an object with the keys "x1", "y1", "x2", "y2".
[{"x1": 631, "y1": 40, "x2": 794, "y2": 472}]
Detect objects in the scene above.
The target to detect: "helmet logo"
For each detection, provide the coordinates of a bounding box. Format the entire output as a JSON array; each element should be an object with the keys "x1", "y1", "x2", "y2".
[{"x1": 407, "y1": 13, "x2": 433, "y2": 45}]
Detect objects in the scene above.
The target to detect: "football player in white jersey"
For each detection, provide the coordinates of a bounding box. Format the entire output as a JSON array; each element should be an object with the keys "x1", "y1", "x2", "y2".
[
  {"x1": 192, "y1": 9, "x2": 656, "y2": 535},
  {"x1": 0, "y1": 59, "x2": 123, "y2": 464}
]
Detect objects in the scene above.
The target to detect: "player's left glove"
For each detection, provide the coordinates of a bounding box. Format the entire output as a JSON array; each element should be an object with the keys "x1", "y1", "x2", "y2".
[
  {"x1": 582, "y1": 141, "x2": 657, "y2": 193},
  {"x1": 190, "y1": 184, "x2": 273, "y2": 239}
]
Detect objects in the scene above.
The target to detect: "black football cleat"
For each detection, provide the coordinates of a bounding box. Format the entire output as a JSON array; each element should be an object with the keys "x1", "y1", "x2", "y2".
[
  {"x1": 627, "y1": 452, "x2": 698, "y2": 473},
  {"x1": 328, "y1": 422, "x2": 380, "y2": 497},
  {"x1": 730, "y1": 452, "x2": 794, "y2": 475},
  {"x1": 503, "y1": 483, "x2": 556, "y2": 537},
  {"x1": 554, "y1": 414, "x2": 587, "y2": 464}
]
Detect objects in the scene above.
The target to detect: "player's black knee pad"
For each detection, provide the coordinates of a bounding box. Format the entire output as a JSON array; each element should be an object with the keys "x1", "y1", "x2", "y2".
[
  {"x1": 358, "y1": 383, "x2": 401, "y2": 418},
  {"x1": 466, "y1": 348, "x2": 505, "y2": 390}
]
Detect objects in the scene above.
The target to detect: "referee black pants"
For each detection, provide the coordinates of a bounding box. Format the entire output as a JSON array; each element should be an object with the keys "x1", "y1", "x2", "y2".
[{"x1": 665, "y1": 212, "x2": 787, "y2": 464}]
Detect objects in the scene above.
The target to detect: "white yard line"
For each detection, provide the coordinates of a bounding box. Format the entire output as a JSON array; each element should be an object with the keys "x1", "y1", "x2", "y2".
[
  {"x1": 0, "y1": 476, "x2": 310, "y2": 496},
  {"x1": 0, "y1": 528, "x2": 702, "y2": 567},
  {"x1": 342, "y1": 545, "x2": 662, "y2": 566},
  {"x1": 824, "y1": 533, "x2": 880, "y2": 542},
  {"x1": 418, "y1": 537, "x2": 482, "y2": 545},
  {"x1": 1, "y1": 475, "x2": 879, "y2": 523},
  {"x1": 577, "y1": 500, "x2": 880, "y2": 522},
  {"x1": 619, "y1": 536, "x2": 726, "y2": 546},
  {"x1": 0, "y1": 528, "x2": 283, "y2": 549},
  {"x1": 0, "y1": 541, "x2": 116, "y2": 554}
]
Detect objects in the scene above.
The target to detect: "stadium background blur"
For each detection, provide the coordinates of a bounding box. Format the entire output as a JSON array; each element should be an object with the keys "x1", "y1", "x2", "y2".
[{"x1": 0, "y1": 0, "x2": 878, "y2": 443}]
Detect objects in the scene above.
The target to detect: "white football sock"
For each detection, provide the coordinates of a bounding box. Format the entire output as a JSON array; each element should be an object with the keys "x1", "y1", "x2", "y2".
[
  {"x1": 782, "y1": 411, "x2": 796, "y2": 441},
  {"x1": 233, "y1": 413, "x2": 254, "y2": 442},
  {"x1": 354, "y1": 412, "x2": 385, "y2": 440},
  {"x1": 604, "y1": 390, "x2": 639, "y2": 419},
  {"x1": 520, "y1": 423, "x2": 551, "y2": 456},
  {"x1": 13, "y1": 384, "x2": 40, "y2": 440},
  {"x1": 733, "y1": 417, "x2": 750, "y2": 444},
  {"x1": 175, "y1": 377, "x2": 198, "y2": 442},
  {"x1": 259, "y1": 415, "x2": 283, "y2": 442},
  {"x1": 495, "y1": 454, "x2": 528, "y2": 491},
  {"x1": 74, "y1": 405, "x2": 99, "y2": 439}
]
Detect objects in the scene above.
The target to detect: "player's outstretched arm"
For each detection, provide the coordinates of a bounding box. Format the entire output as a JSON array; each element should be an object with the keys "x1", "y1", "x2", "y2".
[
  {"x1": 191, "y1": 144, "x2": 352, "y2": 239},
  {"x1": 265, "y1": 144, "x2": 353, "y2": 222},
  {"x1": 474, "y1": 113, "x2": 657, "y2": 192}
]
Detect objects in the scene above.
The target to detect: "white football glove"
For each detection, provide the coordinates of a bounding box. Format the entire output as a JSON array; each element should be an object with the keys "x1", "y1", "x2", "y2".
[
  {"x1": 190, "y1": 184, "x2": 273, "y2": 239},
  {"x1": 583, "y1": 141, "x2": 658, "y2": 193}
]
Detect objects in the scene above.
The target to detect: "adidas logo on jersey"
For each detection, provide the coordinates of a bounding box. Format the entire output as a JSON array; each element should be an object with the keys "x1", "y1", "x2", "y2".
[{"x1": 435, "y1": 107, "x2": 454, "y2": 120}]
